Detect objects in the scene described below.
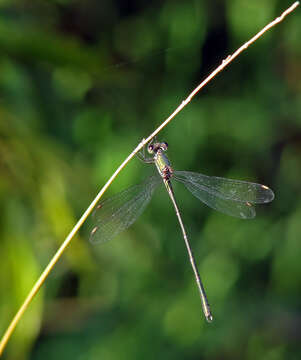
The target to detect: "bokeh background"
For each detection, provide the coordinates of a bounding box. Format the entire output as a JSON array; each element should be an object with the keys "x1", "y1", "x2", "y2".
[{"x1": 0, "y1": 0, "x2": 301, "y2": 359}]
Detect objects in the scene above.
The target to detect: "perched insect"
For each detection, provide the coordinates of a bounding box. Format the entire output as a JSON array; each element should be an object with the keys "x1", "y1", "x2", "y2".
[{"x1": 90, "y1": 140, "x2": 274, "y2": 321}]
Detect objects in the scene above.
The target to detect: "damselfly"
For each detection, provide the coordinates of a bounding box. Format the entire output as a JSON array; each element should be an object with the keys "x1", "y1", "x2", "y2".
[{"x1": 90, "y1": 140, "x2": 274, "y2": 322}]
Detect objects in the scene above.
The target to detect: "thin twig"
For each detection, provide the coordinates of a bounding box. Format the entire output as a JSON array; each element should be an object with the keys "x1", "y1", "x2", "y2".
[{"x1": 0, "y1": 1, "x2": 298, "y2": 356}]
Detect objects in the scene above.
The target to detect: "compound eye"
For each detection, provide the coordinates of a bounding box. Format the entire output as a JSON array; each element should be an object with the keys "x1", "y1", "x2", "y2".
[
  {"x1": 161, "y1": 142, "x2": 168, "y2": 151},
  {"x1": 147, "y1": 144, "x2": 154, "y2": 154}
]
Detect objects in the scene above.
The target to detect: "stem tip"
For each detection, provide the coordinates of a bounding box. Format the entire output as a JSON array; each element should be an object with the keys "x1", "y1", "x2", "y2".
[{"x1": 206, "y1": 314, "x2": 213, "y2": 323}]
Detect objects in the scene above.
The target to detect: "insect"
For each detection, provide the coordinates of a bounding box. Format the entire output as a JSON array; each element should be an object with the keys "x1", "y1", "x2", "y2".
[{"x1": 90, "y1": 140, "x2": 274, "y2": 321}]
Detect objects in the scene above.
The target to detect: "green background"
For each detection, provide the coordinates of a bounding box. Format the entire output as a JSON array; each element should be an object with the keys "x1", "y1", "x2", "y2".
[{"x1": 1, "y1": 1, "x2": 301, "y2": 359}]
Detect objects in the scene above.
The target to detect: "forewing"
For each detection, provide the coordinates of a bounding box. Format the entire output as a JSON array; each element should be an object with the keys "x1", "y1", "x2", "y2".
[
  {"x1": 90, "y1": 175, "x2": 161, "y2": 244},
  {"x1": 173, "y1": 171, "x2": 274, "y2": 219},
  {"x1": 174, "y1": 171, "x2": 274, "y2": 203}
]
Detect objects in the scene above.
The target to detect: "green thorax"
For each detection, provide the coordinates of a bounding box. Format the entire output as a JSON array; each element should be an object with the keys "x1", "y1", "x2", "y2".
[{"x1": 154, "y1": 150, "x2": 173, "y2": 179}]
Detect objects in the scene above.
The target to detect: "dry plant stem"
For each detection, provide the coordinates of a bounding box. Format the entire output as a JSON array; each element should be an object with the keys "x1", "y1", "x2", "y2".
[{"x1": 0, "y1": 1, "x2": 299, "y2": 356}]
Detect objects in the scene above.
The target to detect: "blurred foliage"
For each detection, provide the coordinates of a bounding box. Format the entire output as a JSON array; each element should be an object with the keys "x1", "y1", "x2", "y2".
[{"x1": 0, "y1": 0, "x2": 300, "y2": 359}]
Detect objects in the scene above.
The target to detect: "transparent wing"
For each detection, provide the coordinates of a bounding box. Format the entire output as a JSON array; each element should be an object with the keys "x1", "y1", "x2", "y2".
[
  {"x1": 90, "y1": 174, "x2": 162, "y2": 244},
  {"x1": 173, "y1": 171, "x2": 274, "y2": 219}
]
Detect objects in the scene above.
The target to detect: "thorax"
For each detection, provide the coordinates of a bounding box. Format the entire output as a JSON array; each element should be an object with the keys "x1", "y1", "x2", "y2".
[{"x1": 154, "y1": 150, "x2": 173, "y2": 180}]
